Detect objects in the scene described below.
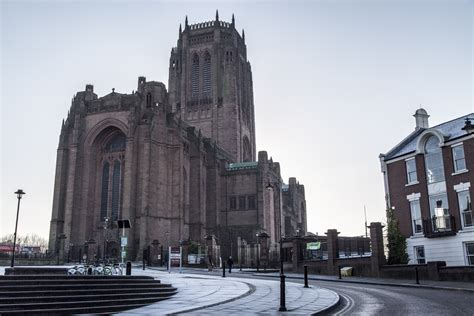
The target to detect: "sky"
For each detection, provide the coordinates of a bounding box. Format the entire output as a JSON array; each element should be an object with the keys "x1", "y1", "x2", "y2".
[{"x1": 1, "y1": 0, "x2": 473, "y2": 241}]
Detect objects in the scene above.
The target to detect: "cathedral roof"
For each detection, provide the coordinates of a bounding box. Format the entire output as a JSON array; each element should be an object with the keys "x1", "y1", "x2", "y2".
[{"x1": 227, "y1": 161, "x2": 258, "y2": 171}]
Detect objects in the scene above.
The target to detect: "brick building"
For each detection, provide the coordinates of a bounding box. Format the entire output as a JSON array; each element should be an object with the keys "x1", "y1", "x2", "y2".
[
  {"x1": 380, "y1": 109, "x2": 473, "y2": 266},
  {"x1": 48, "y1": 13, "x2": 307, "y2": 261}
]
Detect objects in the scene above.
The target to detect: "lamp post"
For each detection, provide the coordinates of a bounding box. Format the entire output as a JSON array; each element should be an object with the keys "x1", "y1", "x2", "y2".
[
  {"x1": 11, "y1": 189, "x2": 25, "y2": 268},
  {"x1": 103, "y1": 216, "x2": 111, "y2": 262},
  {"x1": 461, "y1": 117, "x2": 474, "y2": 134}
]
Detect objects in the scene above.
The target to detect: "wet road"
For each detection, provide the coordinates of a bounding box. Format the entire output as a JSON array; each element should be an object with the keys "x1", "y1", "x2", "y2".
[{"x1": 304, "y1": 279, "x2": 474, "y2": 315}]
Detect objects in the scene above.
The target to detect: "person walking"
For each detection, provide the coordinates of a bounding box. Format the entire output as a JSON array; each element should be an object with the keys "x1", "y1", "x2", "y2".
[{"x1": 227, "y1": 256, "x2": 234, "y2": 273}]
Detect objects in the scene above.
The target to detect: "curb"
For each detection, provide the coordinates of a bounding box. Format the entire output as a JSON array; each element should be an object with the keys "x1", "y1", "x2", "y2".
[
  {"x1": 312, "y1": 288, "x2": 341, "y2": 315},
  {"x1": 253, "y1": 273, "x2": 474, "y2": 293}
]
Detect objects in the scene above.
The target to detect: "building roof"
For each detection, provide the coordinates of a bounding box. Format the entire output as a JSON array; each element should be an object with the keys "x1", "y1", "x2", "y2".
[
  {"x1": 226, "y1": 161, "x2": 258, "y2": 171},
  {"x1": 383, "y1": 113, "x2": 473, "y2": 161}
]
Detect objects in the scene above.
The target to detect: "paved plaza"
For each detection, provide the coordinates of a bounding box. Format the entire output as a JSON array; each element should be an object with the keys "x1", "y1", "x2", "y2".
[{"x1": 119, "y1": 268, "x2": 339, "y2": 315}]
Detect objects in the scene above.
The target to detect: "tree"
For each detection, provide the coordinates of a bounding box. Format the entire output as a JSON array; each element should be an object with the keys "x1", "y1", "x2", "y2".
[
  {"x1": 0, "y1": 233, "x2": 48, "y2": 252},
  {"x1": 386, "y1": 207, "x2": 408, "y2": 264}
]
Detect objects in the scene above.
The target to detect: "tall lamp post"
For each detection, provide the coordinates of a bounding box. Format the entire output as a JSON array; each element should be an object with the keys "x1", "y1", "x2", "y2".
[{"x1": 11, "y1": 189, "x2": 26, "y2": 268}]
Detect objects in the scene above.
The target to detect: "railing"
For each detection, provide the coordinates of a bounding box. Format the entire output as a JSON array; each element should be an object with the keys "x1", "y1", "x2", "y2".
[
  {"x1": 462, "y1": 211, "x2": 473, "y2": 228},
  {"x1": 423, "y1": 215, "x2": 456, "y2": 238}
]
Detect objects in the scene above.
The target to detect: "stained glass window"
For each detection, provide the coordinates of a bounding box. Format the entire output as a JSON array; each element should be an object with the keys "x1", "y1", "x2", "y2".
[
  {"x1": 100, "y1": 162, "x2": 109, "y2": 221},
  {"x1": 111, "y1": 160, "x2": 121, "y2": 220}
]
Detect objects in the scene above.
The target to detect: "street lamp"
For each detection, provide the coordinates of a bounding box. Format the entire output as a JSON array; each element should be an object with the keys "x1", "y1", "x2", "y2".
[
  {"x1": 103, "y1": 216, "x2": 111, "y2": 262},
  {"x1": 11, "y1": 189, "x2": 25, "y2": 268},
  {"x1": 462, "y1": 117, "x2": 474, "y2": 134}
]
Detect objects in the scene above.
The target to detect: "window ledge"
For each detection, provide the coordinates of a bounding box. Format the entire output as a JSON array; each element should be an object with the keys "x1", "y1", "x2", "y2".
[
  {"x1": 410, "y1": 234, "x2": 424, "y2": 239},
  {"x1": 452, "y1": 169, "x2": 469, "y2": 176},
  {"x1": 459, "y1": 226, "x2": 474, "y2": 233},
  {"x1": 405, "y1": 181, "x2": 419, "y2": 187}
]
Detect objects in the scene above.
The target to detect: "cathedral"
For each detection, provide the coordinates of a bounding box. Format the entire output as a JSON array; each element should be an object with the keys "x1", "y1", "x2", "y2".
[{"x1": 48, "y1": 13, "x2": 307, "y2": 261}]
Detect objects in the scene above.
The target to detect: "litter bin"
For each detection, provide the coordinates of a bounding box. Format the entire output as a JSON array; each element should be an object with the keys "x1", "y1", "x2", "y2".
[{"x1": 126, "y1": 261, "x2": 132, "y2": 275}]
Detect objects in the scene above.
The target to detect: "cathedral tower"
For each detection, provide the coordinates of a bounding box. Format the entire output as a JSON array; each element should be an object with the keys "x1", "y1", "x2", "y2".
[{"x1": 168, "y1": 12, "x2": 256, "y2": 162}]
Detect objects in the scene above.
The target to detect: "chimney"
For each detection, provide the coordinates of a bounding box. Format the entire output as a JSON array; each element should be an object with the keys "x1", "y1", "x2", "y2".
[{"x1": 413, "y1": 108, "x2": 429, "y2": 129}]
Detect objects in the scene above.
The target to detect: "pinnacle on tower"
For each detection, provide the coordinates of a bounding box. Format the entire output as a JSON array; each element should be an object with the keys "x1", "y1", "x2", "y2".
[
  {"x1": 242, "y1": 29, "x2": 245, "y2": 42},
  {"x1": 185, "y1": 15, "x2": 188, "y2": 28},
  {"x1": 215, "y1": 10, "x2": 219, "y2": 21},
  {"x1": 231, "y1": 13, "x2": 235, "y2": 27},
  {"x1": 179, "y1": 23, "x2": 182, "y2": 34}
]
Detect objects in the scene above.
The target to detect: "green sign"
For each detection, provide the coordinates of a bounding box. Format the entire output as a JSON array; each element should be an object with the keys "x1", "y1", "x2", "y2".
[{"x1": 306, "y1": 242, "x2": 321, "y2": 250}]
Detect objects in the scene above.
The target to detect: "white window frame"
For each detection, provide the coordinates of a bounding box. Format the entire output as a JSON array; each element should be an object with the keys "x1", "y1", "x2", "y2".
[
  {"x1": 410, "y1": 199, "x2": 423, "y2": 235},
  {"x1": 414, "y1": 245, "x2": 425, "y2": 264},
  {"x1": 464, "y1": 242, "x2": 474, "y2": 266},
  {"x1": 454, "y1": 182, "x2": 474, "y2": 229},
  {"x1": 405, "y1": 157, "x2": 418, "y2": 185},
  {"x1": 452, "y1": 143, "x2": 467, "y2": 174}
]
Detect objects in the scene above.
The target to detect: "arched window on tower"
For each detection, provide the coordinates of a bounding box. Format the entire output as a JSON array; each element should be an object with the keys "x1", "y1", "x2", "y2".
[
  {"x1": 203, "y1": 52, "x2": 211, "y2": 98},
  {"x1": 111, "y1": 160, "x2": 121, "y2": 220},
  {"x1": 242, "y1": 136, "x2": 252, "y2": 162},
  {"x1": 146, "y1": 92, "x2": 152, "y2": 108},
  {"x1": 100, "y1": 162, "x2": 110, "y2": 221},
  {"x1": 191, "y1": 53, "x2": 200, "y2": 99}
]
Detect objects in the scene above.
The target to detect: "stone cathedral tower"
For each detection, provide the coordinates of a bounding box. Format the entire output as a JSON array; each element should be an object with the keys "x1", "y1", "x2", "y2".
[{"x1": 168, "y1": 12, "x2": 256, "y2": 162}]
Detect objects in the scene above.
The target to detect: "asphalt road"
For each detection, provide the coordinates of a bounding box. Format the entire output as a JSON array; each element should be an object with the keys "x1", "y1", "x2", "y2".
[{"x1": 299, "y1": 279, "x2": 474, "y2": 316}]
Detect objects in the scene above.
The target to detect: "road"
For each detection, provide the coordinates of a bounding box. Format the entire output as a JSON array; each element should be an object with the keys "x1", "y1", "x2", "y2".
[
  {"x1": 300, "y1": 279, "x2": 474, "y2": 315},
  {"x1": 170, "y1": 268, "x2": 474, "y2": 315}
]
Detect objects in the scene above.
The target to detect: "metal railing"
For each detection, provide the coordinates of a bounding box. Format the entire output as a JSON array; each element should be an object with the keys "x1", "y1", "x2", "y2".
[{"x1": 423, "y1": 215, "x2": 456, "y2": 238}]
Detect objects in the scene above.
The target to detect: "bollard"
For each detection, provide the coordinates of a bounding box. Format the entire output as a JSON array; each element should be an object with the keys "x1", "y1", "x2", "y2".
[
  {"x1": 142, "y1": 249, "x2": 146, "y2": 270},
  {"x1": 415, "y1": 267, "x2": 419, "y2": 284},
  {"x1": 338, "y1": 266, "x2": 342, "y2": 279},
  {"x1": 126, "y1": 261, "x2": 132, "y2": 275},
  {"x1": 279, "y1": 273, "x2": 287, "y2": 311},
  {"x1": 87, "y1": 266, "x2": 92, "y2": 275},
  {"x1": 222, "y1": 262, "x2": 226, "y2": 278},
  {"x1": 304, "y1": 265, "x2": 309, "y2": 288}
]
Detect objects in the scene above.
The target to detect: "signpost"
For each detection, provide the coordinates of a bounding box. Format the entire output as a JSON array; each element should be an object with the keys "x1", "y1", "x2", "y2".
[
  {"x1": 169, "y1": 246, "x2": 182, "y2": 273},
  {"x1": 117, "y1": 219, "x2": 131, "y2": 267},
  {"x1": 306, "y1": 242, "x2": 321, "y2": 250}
]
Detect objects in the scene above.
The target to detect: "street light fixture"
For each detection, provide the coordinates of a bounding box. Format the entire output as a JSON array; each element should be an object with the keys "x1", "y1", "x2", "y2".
[
  {"x1": 461, "y1": 117, "x2": 474, "y2": 134},
  {"x1": 11, "y1": 189, "x2": 25, "y2": 268}
]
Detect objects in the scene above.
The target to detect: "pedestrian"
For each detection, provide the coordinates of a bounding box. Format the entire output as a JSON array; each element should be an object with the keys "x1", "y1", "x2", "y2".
[{"x1": 227, "y1": 256, "x2": 234, "y2": 273}]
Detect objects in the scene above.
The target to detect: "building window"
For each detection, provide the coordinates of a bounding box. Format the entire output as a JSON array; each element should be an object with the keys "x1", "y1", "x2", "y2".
[
  {"x1": 414, "y1": 246, "x2": 425, "y2": 264},
  {"x1": 111, "y1": 160, "x2": 121, "y2": 220},
  {"x1": 203, "y1": 52, "x2": 211, "y2": 97},
  {"x1": 466, "y1": 242, "x2": 474, "y2": 265},
  {"x1": 100, "y1": 162, "x2": 110, "y2": 221},
  {"x1": 424, "y1": 135, "x2": 445, "y2": 184},
  {"x1": 229, "y1": 196, "x2": 236, "y2": 209},
  {"x1": 239, "y1": 196, "x2": 246, "y2": 209},
  {"x1": 452, "y1": 144, "x2": 466, "y2": 173},
  {"x1": 410, "y1": 200, "x2": 423, "y2": 234},
  {"x1": 429, "y1": 193, "x2": 450, "y2": 231},
  {"x1": 146, "y1": 92, "x2": 152, "y2": 108},
  {"x1": 248, "y1": 195, "x2": 256, "y2": 209},
  {"x1": 458, "y1": 190, "x2": 472, "y2": 228},
  {"x1": 406, "y1": 158, "x2": 418, "y2": 184},
  {"x1": 191, "y1": 53, "x2": 200, "y2": 99}
]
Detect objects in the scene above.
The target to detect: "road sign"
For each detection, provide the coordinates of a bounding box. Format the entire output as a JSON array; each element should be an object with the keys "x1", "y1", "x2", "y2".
[
  {"x1": 121, "y1": 237, "x2": 128, "y2": 247},
  {"x1": 306, "y1": 242, "x2": 321, "y2": 250}
]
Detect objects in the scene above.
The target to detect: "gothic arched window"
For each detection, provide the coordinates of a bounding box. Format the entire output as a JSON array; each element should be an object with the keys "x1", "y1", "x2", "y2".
[
  {"x1": 242, "y1": 136, "x2": 252, "y2": 162},
  {"x1": 191, "y1": 53, "x2": 200, "y2": 99},
  {"x1": 105, "y1": 134, "x2": 126, "y2": 152},
  {"x1": 203, "y1": 52, "x2": 211, "y2": 97},
  {"x1": 100, "y1": 162, "x2": 110, "y2": 221},
  {"x1": 424, "y1": 135, "x2": 445, "y2": 184},
  {"x1": 111, "y1": 160, "x2": 121, "y2": 220},
  {"x1": 146, "y1": 92, "x2": 152, "y2": 108}
]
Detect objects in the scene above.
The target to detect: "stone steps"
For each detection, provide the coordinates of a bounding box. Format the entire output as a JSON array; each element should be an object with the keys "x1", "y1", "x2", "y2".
[{"x1": 0, "y1": 274, "x2": 177, "y2": 315}]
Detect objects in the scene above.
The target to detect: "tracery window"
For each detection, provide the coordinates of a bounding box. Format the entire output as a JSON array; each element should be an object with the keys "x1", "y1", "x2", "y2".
[
  {"x1": 191, "y1": 53, "x2": 200, "y2": 99},
  {"x1": 111, "y1": 160, "x2": 121, "y2": 220},
  {"x1": 203, "y1": 52, "x2": 211, "y2": 97},
  {"x1": 100, "y1": 162, "x2": 110, "y2": 221}
]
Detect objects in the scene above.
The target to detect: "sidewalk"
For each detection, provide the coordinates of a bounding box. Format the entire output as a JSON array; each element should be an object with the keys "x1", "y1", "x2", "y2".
[
  {"x1": 251, "y1": 271, "x2": 474, "y2": 293},
  {"x1": 119, "y1": 268, "x2": 339, "y2": 315}
]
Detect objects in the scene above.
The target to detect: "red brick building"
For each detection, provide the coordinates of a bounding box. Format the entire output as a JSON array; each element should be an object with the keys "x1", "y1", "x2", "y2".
[{"x1": 380, "y1": 109, "x2": 473, "y2": 266}]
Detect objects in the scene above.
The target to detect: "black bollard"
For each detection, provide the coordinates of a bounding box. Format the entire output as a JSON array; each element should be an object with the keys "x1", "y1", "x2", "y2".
[
  {"x1": 279, "y1": 273, "x2": 287, "y2": 311},
  {"x1": 222, "y1": 261, "x2": 226, "y2": 278},
  {"x1": 304, "y1": 265, "x2": 309, "y2": 288},
  {"x1": 126, "y1": 261, "x2": 132, "y2": 275},
  {"x1": 87, "y1": 266, "x2": 93, "y2": 275},
  {"x1": 415, "y1": 267, "x2": 419, "y2": 284},
  {"x1": 338, "y1": 266, "x2": 342, "y2": 279},
  {"x1": 142, "y1": 249, "x2": 146, "y2": 270}
]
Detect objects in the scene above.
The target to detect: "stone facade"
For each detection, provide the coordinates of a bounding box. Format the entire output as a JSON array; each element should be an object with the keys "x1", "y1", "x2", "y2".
[{"x1": 48, "y1": 14, "x2": 306, "y2": 261}]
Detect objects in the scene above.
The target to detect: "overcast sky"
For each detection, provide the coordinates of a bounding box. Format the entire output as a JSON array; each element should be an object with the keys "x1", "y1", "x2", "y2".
[{"x1": 1, "y1": 0, "x2": 473, "y2": 240}]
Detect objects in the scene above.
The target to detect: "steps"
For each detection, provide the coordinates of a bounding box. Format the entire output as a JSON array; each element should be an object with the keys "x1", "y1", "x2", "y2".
[{"x1": 0, "y1": 275, "x2": 177, "y2": 315}]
